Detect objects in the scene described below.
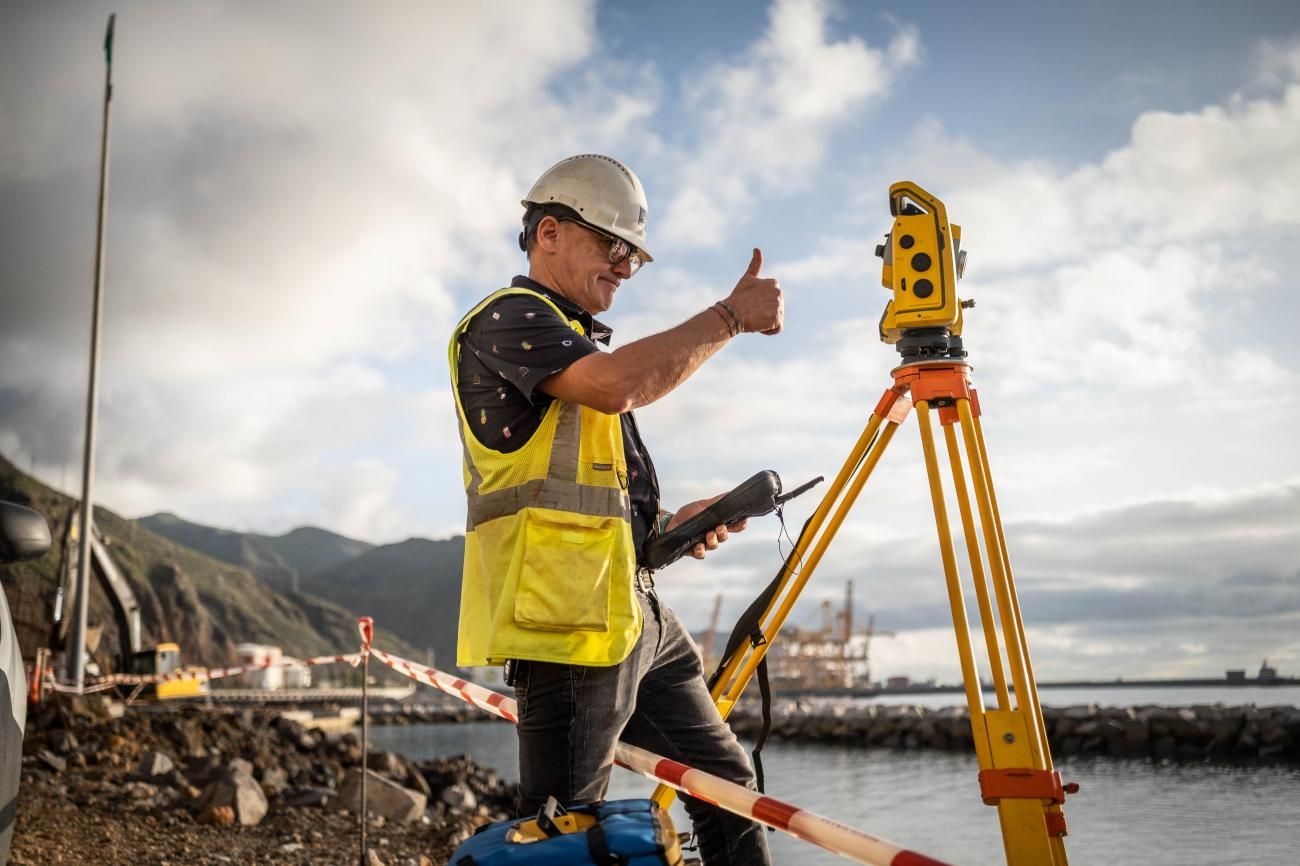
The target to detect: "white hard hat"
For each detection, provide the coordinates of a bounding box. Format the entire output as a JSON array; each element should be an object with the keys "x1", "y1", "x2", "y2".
[{"x1": 521, "y1": 154, "x2": 653, "y2": 261}]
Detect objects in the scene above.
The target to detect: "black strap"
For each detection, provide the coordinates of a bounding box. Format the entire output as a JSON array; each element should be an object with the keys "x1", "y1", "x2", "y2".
[
  {"x1": 752, "y1": 655, "x2": 772, "y2": 794},
  {"x1": 706, "y1": 575, "x2": 780, "y2": 693},
  {"x1": 705, "y1": 514, "x2": 814, "y2": 794},
  {"x1": 585, "y1": 822, "x2": 627, "y2": 865}
]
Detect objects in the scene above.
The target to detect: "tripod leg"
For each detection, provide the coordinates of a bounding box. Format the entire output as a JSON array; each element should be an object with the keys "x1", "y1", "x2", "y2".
[
  {"x1": 956, "y1": 401, "x2": 1044, "y2": 760},
  {"x1": 941, "y1": 419, "x2": 1011, "y2": 711},
  {"x1": 913, "y1": 401, "x2": 993, "y2": 768},
  {"x1": 956, "y1": 399, "x2": 1069, "y2": 865},
  {"x1": 710, "y1": 390, "x2": 907, "y2": 711},
  {"x1": 920, "y1": 401, "x2": 1064, "y2": 866},
  {"x1": 966, "y1": 400, "x2": 1071, "y2": 862},
  {"x1": 969, "y1": 401, "x2": 1047, "y2": 738},
  {"x1": 653, "y1": 387, "x2": 910, "y2": 809}
]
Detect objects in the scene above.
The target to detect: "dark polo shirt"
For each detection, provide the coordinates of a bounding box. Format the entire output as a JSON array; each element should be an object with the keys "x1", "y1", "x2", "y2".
[{"x1": 454, "y1": 276, "x2": 662, "y2": 564}]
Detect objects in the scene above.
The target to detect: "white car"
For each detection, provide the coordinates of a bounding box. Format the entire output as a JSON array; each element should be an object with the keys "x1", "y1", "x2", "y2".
[{"x1": 1, "y1": 501, "x2": 52, "y2": 866}]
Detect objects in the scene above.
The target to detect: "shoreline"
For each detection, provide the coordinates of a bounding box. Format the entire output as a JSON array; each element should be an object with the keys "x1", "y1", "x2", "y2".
[
  {"x1": 724, "y1": 700, "x2": 1300, "y2": 764},
  {"x1": 363, "y1": 697, "x2": 1300, "y2": 765},
  {"x1": 775, "y1": 677, "x2": 1300, "y2": 699}
]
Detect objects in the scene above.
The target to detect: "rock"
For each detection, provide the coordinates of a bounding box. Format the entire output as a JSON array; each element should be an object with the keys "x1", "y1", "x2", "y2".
[
  {"x1": 1073, "y1": 720, "x2": 1101, "y2": 737},
  {"x1": 403, "y1": 767, "x2": 432, "y2": 798},
  {"x1": 227, "y1": 758, "x2": 255, "y2": 779},
  {"x1": 340, "y1": 768, "x2": 428, "y2": 824},
  {"x1": 282, "y1": 786, "x2": 336, "y2": 808},
  {"x1": 193, "y1": 769, "x2": 270, "y2": 826},
  {"x1": 184, "y1": 754, "x2": 224, "y2": 785},
  {"x1": 260, "y1": 765, "x2": 290, "y2": 795},
  {"x1": 369, "y1": 751, "x2": 405, "y2": 776},
  {"x1": 365, "y1": 849, "x2": 386, "y2": 866},
  {"x1": 273, "y1": 715, "x2": 318, "y2": 750},
  {"x1": 47, "y1": 730, "x2": 79, "y2": 754},
  {"x1": 440, "y1": 783, "x2": 477, "y2": 813},
  {"x1": 1260, "y1": 725, "x2": 1291, "y2": 747},
  {"x1": 135, "y1": 750, "x2": 176, "y2": 780},
  {"x1": 196, "y1": 805, "x2": 236, "y2": 827},
  {"x1": 37, "y1": 749, "x2": 67, "y2": 773},
  {"x1": 120, "y1": 781, "x2": 165, "y2": 810},
  {"x1": 1123, "y1": 719, "x2": 1149, "y2": 757}
]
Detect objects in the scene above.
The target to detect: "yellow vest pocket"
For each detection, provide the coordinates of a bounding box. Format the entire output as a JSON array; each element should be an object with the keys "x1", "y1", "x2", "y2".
[{"x1": 513, "y1": 510, "x2": 617, "y2": 632}]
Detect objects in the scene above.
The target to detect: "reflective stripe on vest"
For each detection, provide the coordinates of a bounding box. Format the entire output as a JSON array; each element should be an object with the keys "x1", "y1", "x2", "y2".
[{"x1": 450, "y1": 287, "x2": 641, "y2": 668}]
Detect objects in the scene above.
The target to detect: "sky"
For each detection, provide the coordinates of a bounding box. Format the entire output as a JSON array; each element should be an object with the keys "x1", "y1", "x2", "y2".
[{"x1": 2, "y1": 0, "x2": 1298, "y2": 683}]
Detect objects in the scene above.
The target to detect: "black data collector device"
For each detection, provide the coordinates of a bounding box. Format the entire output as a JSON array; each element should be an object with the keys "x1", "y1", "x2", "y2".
[{"x1": 643, "y1": 470, "x2": 783, "y2": 570}]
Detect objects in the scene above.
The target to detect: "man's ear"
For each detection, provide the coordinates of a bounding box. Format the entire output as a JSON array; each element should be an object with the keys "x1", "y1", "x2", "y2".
[{"x1": 534, "y1": 215, "x2": 562, "y2": 253}]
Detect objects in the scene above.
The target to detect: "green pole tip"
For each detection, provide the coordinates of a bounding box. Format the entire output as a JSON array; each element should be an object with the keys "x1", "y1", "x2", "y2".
[{"x1": 104, "y1": 14, "x2": 116, "y2": 63}]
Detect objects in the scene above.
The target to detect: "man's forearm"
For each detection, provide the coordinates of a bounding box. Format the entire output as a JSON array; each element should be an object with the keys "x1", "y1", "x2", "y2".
[
  {"x1": 540, "y1": 305, "x2": 734, "y2": 414},
  {"x1": 539, "y1": 248, "x2": 782, "y2": 414},
  {"x1": 608, "y1": 306, "x2": 735, "y2": 409}
]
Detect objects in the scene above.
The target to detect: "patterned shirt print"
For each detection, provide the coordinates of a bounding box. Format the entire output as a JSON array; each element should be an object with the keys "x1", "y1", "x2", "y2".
[{"x1": 455, "y1": 276, "x2": 660, "y2": 561}]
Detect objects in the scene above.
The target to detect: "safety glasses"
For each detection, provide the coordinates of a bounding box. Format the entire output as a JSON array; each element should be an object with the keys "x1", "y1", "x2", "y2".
[{"x1": 559, "y1": 218, "x2": 645, "y2": 275}]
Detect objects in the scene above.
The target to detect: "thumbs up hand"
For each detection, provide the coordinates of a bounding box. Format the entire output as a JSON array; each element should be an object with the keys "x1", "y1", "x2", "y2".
[{"x1": 725, "y1": 248, "x2": 784, "y2": 335}]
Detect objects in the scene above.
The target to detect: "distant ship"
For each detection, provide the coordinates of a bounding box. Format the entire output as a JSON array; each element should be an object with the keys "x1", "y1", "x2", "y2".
[{"x1": 1225, "y1": 660, "x2": 1291, "y2": 685}]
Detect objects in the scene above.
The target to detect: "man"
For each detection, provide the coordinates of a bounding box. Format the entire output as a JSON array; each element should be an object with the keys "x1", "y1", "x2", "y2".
[{"x1": 450, "y1": 154, "x2": 782, "y2": 865}]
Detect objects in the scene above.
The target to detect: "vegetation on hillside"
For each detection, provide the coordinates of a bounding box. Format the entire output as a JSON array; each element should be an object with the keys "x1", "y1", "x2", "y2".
[{"x1": 0, "y1": 454, "x2": 420, "y2": 670}]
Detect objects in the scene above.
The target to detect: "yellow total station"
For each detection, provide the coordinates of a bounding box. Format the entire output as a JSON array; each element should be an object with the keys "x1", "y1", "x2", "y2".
[{"x1": 876, "y1": 180, "x2": 970, "y2": 354}]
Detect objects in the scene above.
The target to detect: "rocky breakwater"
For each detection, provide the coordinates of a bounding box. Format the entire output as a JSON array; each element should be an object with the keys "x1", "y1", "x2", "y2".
[
  {"x1": 367, "y1": 702, "x2": 501, "y2": 726},
  {"x1": 726, "y1": 700, "x2": 1300, "y2": 763},
  {"x1": 13, "y1": 696, "x2": 515, "y2": 866}
]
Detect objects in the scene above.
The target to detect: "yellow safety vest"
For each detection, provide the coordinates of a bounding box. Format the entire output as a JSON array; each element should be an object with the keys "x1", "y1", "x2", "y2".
[{"x1": 450, "y1": 287, "x2": 641, "y2": 667}]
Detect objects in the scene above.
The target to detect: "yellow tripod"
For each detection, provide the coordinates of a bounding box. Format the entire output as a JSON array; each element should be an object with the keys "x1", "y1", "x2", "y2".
[{"x1": 653, "y1": 183, "x2": 1073, "y2": 865}]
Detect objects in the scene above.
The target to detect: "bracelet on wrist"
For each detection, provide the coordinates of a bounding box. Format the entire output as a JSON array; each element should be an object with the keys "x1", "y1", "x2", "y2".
[
  {"x1": 712, "y1": 300, "x2": 742, "y2": 336},
  {"x1": 710, "y1": 303, "x2": 737, "y2": 337}
]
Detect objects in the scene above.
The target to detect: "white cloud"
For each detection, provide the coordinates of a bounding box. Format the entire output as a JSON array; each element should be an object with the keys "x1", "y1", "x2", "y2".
[
  {"x1": 0, "y1": 0, "x2": 655, "y2": 539},
  {"x1": 769, "y1": 50, "x2": 1300, "y2": 482},
  {"x1": 659, "y1": 481, "x2": 1300, "y2": 682},
  {"x1": 1248, "y1": 34, "x2": 1300, "y2": 95},
  {"x1": 657, "y1": 0, "x2": 921, "y2": 246}
]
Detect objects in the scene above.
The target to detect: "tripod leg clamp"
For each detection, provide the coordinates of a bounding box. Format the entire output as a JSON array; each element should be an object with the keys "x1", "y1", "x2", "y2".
[{"x1": 977, "y1": 768, "x2": 1075, "y2": 807}]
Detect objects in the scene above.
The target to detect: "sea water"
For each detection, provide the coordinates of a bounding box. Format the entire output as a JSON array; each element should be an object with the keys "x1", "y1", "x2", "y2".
[{"x1": 370, "y1": 687, "x2": 1300, "y2": 866}]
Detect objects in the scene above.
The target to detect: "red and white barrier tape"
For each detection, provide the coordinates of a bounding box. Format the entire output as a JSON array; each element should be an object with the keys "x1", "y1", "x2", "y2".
[
  {"x1": 615, "y1": 742, "x2": 949, "y2": 866},
  {"x1": 43, "y1": 652, "x2": 361, "y2": 692},
  {"x1": 366, "y1": 647, "x2": 518, "y2": 723},
  {"x1": 364, "y1": 639, "x2": 949, "y2": 866}
]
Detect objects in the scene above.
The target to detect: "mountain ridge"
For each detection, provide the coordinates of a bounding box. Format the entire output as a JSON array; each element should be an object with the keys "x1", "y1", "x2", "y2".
[
  {"x1": 0, "y1": 454, "x2": 421, "y2": 670},
  {"x1": 137, "y1": 510, "x2": 464, "y2": 669}
]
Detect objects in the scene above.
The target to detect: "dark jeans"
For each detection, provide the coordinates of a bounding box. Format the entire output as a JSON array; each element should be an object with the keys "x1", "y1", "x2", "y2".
[{"x1": 513, "y1": 590, "x2": 772, "y2": 866}]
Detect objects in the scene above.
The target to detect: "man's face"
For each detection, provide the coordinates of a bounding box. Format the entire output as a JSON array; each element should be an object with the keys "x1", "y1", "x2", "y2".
[{"x1": 549, "y1": 220, "x2": 636, "y2": 315}]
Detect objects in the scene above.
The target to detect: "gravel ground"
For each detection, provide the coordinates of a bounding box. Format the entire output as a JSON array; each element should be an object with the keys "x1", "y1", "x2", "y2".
[{"x1": 10, "y1": 697, "x2": 514, "y2": 866}]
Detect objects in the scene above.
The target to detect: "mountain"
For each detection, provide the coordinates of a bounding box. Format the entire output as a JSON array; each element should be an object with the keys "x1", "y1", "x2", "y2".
[
  {"x1": 0, "y1": 454, "x2": 419, "y2": 670},
  {"x1": 138, "y1": 512, "x2": 373, "y2": 593},
  {"x1": 136, "y1": 512, "x2": 466, "y2": 667},
  {"x1": 309, "y1": 537, "x2": 465, "y2": 670}
]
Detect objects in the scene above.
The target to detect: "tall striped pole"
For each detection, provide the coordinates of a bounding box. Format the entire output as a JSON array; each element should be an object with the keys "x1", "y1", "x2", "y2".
[
  {"x1": 357, "y1": 618, "x2": 374, "y2": 866},
  {"x1": 69, "y1": 13, "x2": 116, "y2": 691}
]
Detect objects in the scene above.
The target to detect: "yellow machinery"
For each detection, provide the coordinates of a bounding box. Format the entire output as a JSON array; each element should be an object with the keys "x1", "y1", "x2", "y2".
[
  {"x1": 654, "y1": 182, "x2": 1074, "y2": 865},
  {"x1": 126, "y1": 642, "x2": 208, "y2": 700}
]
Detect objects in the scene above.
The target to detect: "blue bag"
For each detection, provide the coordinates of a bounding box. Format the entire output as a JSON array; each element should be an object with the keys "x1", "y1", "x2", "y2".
[{"x1": 450, "y1": 797, "x2": 683, "y2": 866}]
